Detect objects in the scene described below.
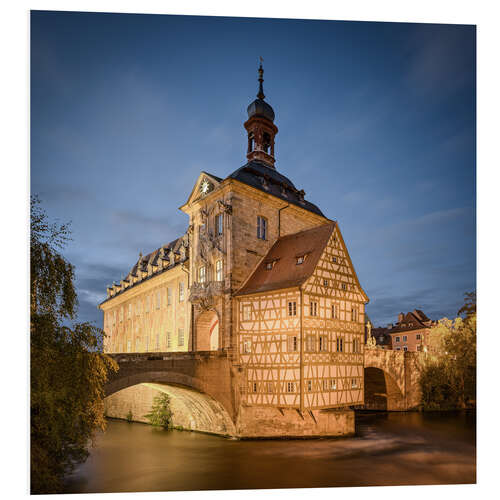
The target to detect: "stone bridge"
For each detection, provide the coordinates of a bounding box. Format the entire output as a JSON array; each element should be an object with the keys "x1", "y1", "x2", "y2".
[
  {"x1": 363, "y1": 349, "x2": 425, "y2": 411},
  {"x1": 104, "y1": 351, "x2": 237, "y2": 436}
]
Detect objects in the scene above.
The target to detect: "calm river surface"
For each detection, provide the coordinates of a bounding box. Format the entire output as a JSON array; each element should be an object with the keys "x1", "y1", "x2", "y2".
[{"x1": 65, "y1": 411, "x2": 475, "y2": 493}]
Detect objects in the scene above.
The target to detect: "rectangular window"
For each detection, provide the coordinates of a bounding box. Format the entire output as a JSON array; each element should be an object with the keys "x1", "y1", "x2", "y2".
[
  {"x1": 417, "y1": 345, "x2": 422, "y2": 351},
  {"x1": 352, "y1": 379, "x2": 358, "y2": 389},
  {"x1": 126, "y1": 339, "x2": 131, "y2": 353},
  {"x1": 128, "y1": 304, "x2": 132, "y2": 319},
  {"x1": 341, "y1": 283, "x2": 347, "y2": 290},
  {"x1": 243, "y1": 305, "x2": 251, "y2": 321},
  {"x1": 243, "y1": 339, "x2": 252, "y2": 353},
  {"x1": 395, "y1": 346, "x2": 401, "y2": 351},
  {"x1": 306, "y1": 335, "x2": 316, "y2": 352},
  {"x1": 403, "y1": 346, "x2": 408, "y2": 351},
  {"x1": 296, "y1": 255, "x2": 305, "y2": 265},
  {"x1": 253, "y1": 382, "x2": 258, "y2": 393},
  {"x1": 267, "y1": 382, "x2": 274, "y2": 393},
  {"x1": 156, "y1": 333, "x2": 160, "y2": 350},
  {"x1": 146, "y1": 296, "x2": 150, "y2": 312},
  {"x1": 330, "y1": 379, "x2": 337, "y2": 390},
  {"x1": 135, "y1": 338, "x2": 140, "y2": 352},
  {"x1": 178, "y1": 328, "x2": 184, "y2": 346},
  {"x1": 288, "y1": 336, "x2": 298, "y2": 352},
  {"x1": 257, "y1": 216, "x2": 267, "y2": 240},
  {"x1": 319, "y1": 335, "x2": 328, "y2": 352},
  {"x1": 307, "y1": 380, "x2": 312, "y2": 392},
  {"x1": 416, "y1": 334, "x2": 421, "y2": 340},
  {"x1": 395, "y1": 336, "x2": 400, "y2": 342},
  {"x1": 310, "y1": 301, "x2": 318, "y2": 316},
  {"x1": 216, "y1": 260, "x2": 223, "y2": 281},
  {"x1": 179, "y1": 282, "x2": 184, "y2": 302},
  {"x1": 286, "y1": 382, "x2": 295, "y2": 393},
  {"x1": 167, "y1": 332, "x2": 172, "y2": 349},
  {"x1": 167, "y1": 287, "x2": 172, "y2": 306},
  {"x1": 323, "y1": 279, "x2": 329, "y2": 286},
  {"x1": 323, "y1": 379, "x2": 329, "y2": 391},
  {"x1": 352, "y1": 307, "x2": 357, "y2": 322},
  {"x1": 119, "y1": 308, "x2": 124, "y2": 322},
  {"x1": 145, "y1": 336, "x2": 149, "y2": 352},
  {"x1": 199, "y1": 266, "x2": 206, "y2": 284},
  {"x1": 215, "y1": 214, "x2": 223, "y2": 236},
  {"x1": 288, "y1": 301, "x2": 297, "y2": 316},
  {"x1": 332, "y1": 256, "x2": 337, "y2": 263},
  {"x1": 156, "y1": 290, "x2": 161, "y2": 309},
  {"x1": 403, "y1": 335, "x2": 408, "y2": 342},
  {"x1": 336, "y1": 337, "x2": 343, "y2": 352},
  {"x1": 331, "y1": 304, "x2": 337, "y2": 319}
]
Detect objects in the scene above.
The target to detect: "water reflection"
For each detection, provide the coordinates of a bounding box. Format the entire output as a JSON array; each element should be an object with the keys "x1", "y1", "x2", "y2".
[{"x1": 65, "y1": 411, "x2": 476, "y2": 493}]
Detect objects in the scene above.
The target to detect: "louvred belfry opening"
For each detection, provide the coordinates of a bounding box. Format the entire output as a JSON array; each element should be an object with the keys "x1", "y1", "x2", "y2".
[{"x1": 244, "y1": 62, "x2": 278, "y2": 168}]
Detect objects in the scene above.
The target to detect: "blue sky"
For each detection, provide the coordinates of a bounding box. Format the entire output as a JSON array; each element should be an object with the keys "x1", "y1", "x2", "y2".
[{"x1": 30, "y1": 11, "x2": 475, "y2": 327}]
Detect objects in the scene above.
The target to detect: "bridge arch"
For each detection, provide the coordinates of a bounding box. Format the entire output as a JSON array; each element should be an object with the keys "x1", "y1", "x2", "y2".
[
  {"x1": 105, "y1": 370, "x2": 236, "y2": 436},
  {"x1": 363, "y1": 367, "x2": 405, "y2": 411}
]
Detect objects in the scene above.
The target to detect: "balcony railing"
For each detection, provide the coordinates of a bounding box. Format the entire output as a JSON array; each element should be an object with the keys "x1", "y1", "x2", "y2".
[{"x1": 189, "y1": 281, "x2": 225, "y2": 303}]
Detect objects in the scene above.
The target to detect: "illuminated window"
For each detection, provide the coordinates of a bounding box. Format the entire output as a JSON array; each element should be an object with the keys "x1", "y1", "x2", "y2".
[
  {"x1": 215, "y1": 214, "x2": 223, "y2": 236},
  {"x1": 179, "y1": 282, "x2": 185, "y2": 302},
  {"x1": 288, "y1": 336, "x2": 298, "y2": 352},
  {"x1": 216, "y1": 260, "x2": 223, "y2": 281},
  {"x1": 306, "y1": 335, "x2": 316, "y2": 352},
  {"x1": 178, "y1": 328, "x2": 184, "y2": 346},
  {"x1": 319, "y1": 335, "x2": 328, "y2": 352},
  {"x1": 336, "y1": 337, "x2": 343, "y2": 352},
  {"x1": 243, "y1": 305, "x2": 251, "y2": 321},
  {"x1": 416, "y1": 334, "x2": 421, "y2": 340},
  {"x1": 199, "y1": 266, "x2": 206, "y2": 284},
  {"x1": 288, "y1": 301, "x2": 297, "y2": 316},
  {"x1": 310, "y1": 301, "x2": 318, "y2": 316},
  {"x1": 257, "y1": 216, "x2": 267, "y2": 240},
  {"x1": 352, "y1": 307, "x2": 357, "y2": 322},
  {"x1": 243, "y1": 339, "x2": 252, "y2": 353},
  {"x1": 330, "y1": 379, "x2": 337, "y2": 390}
]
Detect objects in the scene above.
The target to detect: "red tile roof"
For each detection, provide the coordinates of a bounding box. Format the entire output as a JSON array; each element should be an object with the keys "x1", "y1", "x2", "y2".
[{"x1": 235, "y1": 222, "x2": 335, "y2": 296}]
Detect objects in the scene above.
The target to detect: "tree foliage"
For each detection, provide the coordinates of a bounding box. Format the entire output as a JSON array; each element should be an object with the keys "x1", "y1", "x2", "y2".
[
  {"x1": 144, "y1": 393, "x2": 174, "y2": 429},
  {"x1": 420, "y1": 294, "x2": 476, "y2": 410},
  {"x1": 30, "y1": 196, "x2": 117, "y2": 494}
]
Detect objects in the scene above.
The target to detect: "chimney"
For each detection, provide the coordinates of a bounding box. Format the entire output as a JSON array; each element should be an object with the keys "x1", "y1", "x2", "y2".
[{"x1": 398, "y1": 312, "x2": 404, "y2": 323}]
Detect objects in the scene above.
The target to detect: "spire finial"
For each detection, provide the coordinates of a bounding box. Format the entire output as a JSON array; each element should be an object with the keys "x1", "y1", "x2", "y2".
[{"x1": 257, "y1": 57, "x2": 265, "y2": 100}]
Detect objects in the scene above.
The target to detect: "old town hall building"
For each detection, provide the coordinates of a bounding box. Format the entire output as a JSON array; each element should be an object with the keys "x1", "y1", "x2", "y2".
[{"x1": 99, "y1": 65, "x2": 369, "y2": 436}]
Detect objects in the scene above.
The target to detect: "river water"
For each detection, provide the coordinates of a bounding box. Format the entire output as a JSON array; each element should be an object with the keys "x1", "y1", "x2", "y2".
[{"x1": 65, "y1": 411, "x2": 475, "y2": 493}]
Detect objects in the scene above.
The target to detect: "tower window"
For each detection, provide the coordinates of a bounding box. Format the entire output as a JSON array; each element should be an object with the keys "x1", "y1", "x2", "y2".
[
  {"x1": 215, "y1": 214, "x2": 223, "y2": 236},
  {"x1": 263, "y1": 132, "x2": 271, "y2": 153},
  {"x1": 216, "y1": 260, "x2": 223, "y2": 281},
  {"x1": 257, "y1": 216, "x2": 267, "y2": 240}
]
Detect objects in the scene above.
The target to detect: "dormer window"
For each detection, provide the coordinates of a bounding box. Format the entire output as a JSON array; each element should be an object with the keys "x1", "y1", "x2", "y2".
[
  {"x1": 265, "y1": 259, "x2": 278, "y2": 270},
  {"x1": 296, "y1": 254, "x2": 308, "y2": 265}
]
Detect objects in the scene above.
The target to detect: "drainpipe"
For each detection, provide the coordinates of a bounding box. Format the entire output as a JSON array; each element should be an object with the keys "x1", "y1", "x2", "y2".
[
  {"x1": 278, "y1": 204, "x2": 289, "y2": 238},
  {"x1": 299, "y1": 287, "x2": 304, "y2": 413}
]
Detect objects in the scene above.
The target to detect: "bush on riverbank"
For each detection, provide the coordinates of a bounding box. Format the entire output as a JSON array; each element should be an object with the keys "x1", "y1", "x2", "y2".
[
  {"x1": 420, "y1": 300, "x2": 476, "y2": 411},
  {"x1": 144, "y1": 394, "x2": 174, "y2": 429}
]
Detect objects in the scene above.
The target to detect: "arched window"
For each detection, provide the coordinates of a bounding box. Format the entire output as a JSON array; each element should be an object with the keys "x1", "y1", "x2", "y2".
[{"x1": 257, "y1": 216, "x2": 267, "y2": 240}]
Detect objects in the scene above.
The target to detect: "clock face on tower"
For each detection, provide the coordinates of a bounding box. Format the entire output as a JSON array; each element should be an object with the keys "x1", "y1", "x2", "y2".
[{"x1": 200, "y1": 179, "x2": 212, "y2": 196}]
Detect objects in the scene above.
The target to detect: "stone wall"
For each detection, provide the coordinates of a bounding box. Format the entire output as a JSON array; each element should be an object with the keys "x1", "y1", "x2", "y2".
[{"x1": 236, "y1": 406, "x2": 355, "y2": 438}]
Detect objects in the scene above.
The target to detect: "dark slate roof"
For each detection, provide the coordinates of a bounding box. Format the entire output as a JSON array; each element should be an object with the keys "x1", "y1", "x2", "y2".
[
  {"x1": 385, "y1": 310, "x2": 435, "y2": 334},
  {"x1": 247, "y1": 98, "x2": 275, "y2": 122},
  {"x1": 226, "y1": 160, "x2": 325, "y2": 217},
  {"x1": 236, "y1": 222, "x2": 335, "y2": 296}
]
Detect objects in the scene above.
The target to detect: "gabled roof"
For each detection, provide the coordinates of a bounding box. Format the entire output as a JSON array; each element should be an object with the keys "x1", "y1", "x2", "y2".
[
  {"x1": 389, "y1": 310, "x2": 434, "y2": 333},
  {"x1": 235, "y1": 222, "x2": 335, "y2": 296},
  {"x1": 227, "y1": 160, "x2": 325, "y2": 217}
]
